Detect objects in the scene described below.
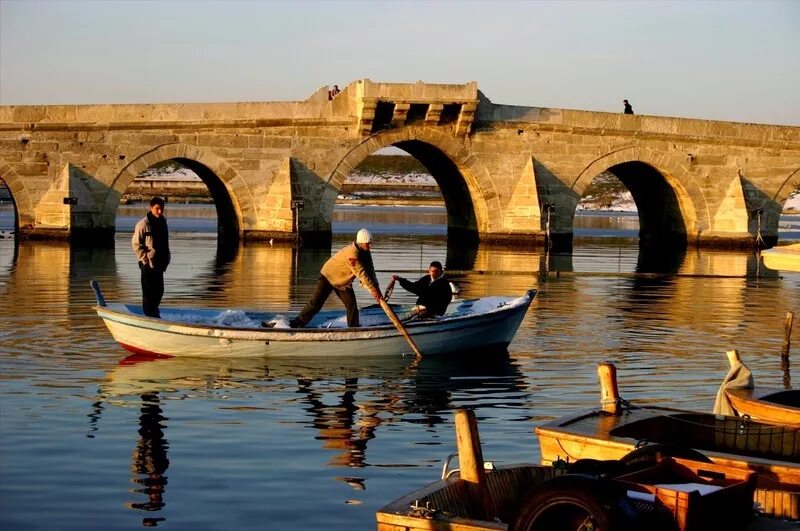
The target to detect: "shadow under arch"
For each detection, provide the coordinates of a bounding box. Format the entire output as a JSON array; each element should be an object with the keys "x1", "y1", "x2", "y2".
[
  {"x1": 329, "y1": 127, "x2": 498, "y2": 243},
  {"x1": 572, "y1": 147, "x2": 705, "y2": 249},
  {"x1": 0, "y1": 159, "x2": 36, "y2": 237},
  {"x1": 109, "y1": 144, "x2": 247, "y2": 245}
]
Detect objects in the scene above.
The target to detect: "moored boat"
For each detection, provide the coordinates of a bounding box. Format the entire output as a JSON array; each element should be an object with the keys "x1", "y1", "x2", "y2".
[
  {"x1": 378, "y1": 410, "x2": 795, "y2": 530},
  {"x1": 716, "y1": 350, "x2": 800, "y2": 427},
  {"x1": 762, "y1": 243, "x2": 800, "y2": 273},
  {"x1": 91, "y1": 281, "x2": 535, "y2": 358},
  {"x1": 725, "y1": 387, "x2": 800, "y2": 427},
  {"x1": 535, "y1": 363, "x2": 800, "y2": 520}
]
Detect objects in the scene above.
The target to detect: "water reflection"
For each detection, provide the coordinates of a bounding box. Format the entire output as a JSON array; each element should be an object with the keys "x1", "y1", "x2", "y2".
[
  {"x1": 102, "y1": 352, "x2": 526, "y2": 496},
  {"x1": 3, "y1": 212, "x2": 799, "y2": 531},
  {"x1": 129, "y1": 393, "x2": 169, "y2": 527}
]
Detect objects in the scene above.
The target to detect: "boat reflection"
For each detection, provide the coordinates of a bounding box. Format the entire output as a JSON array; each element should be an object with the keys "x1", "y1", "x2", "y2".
[{"x1": 103, "y1": 352, "x2": 526, "y2": 495}]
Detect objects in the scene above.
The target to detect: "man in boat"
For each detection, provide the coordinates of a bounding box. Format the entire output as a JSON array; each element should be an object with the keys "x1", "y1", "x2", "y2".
[
  {"x1": 132, "y1": 197, "x2": 171, "y2": 318},
  {"x1": 287, "y1": 228, "x2": 381, "y2": 328},
  {"x1": 391, "y1": 260, "x2": 452, "y2": 318}
]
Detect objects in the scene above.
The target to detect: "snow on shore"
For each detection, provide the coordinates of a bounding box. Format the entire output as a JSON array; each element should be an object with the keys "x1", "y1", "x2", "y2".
[{"x1": 136, "y1": 165, "x2": 800, "y2": 213}]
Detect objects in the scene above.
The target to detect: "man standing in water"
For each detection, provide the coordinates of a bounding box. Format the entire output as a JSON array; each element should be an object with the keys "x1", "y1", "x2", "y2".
[
  {"x1": 287, "y1": 228, "x2": 381, "y2": 328},
  {"x1": 132, "y1": 197, "x2": 171, "y2": 318}
]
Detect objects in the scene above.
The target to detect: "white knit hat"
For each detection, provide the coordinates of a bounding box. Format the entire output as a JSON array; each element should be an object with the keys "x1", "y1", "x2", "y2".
[{"x1": 356, "y1": 228, "x2": 372, "y2": 244}]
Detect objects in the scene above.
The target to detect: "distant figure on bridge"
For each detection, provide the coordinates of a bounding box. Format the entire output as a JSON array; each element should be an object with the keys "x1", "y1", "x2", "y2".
[
  {"x1": 132, "y1": 197, "x2": 171, "y2": 318},
  {"x1": 623, "y1": 99, "x2": 634, "y2": 115},
  {"x1": 328, "y1": 84, "x2": 340, "y2": 100},
  {"x1": 285, "y1": 228, "x2": 381, "y2": 328},
  {"x1": 389, "y1": 261, "x2": 452, "y2": 319}
]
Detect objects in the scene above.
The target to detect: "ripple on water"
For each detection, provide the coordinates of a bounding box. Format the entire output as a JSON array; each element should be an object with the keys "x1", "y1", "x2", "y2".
[{"x1": 1, "y1": 223, "x2": 799, "y2": 530}]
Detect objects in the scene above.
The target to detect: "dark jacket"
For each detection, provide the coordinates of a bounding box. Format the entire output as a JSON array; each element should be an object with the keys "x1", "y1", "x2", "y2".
[{"x1": 397, "y1": 274, "x2": 452, "y2": 316}]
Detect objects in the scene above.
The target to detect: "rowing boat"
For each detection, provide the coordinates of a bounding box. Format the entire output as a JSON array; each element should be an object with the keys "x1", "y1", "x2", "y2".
[
  {"x1": 90, "y1": 281, "x2": 535, "y2": 358},
  {"x1": 535, "y1": 363, "x2": 800, "y2": 520},
  {"x1": 725, "y1": 387, "x2": 800, "y2": 427},
  {"x1": 379, "y1": 409, "x2": 794, "y2": 530},
  {"x1": 715, "y1": 350, "x2": 800, "y2": 427}
]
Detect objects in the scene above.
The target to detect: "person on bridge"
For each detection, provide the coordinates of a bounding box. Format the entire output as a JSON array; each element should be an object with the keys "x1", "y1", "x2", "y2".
[
  {"x1": 328, "y1": 84, "x2": 340, "y2": 100},
  {"x1": 623, "y1": 99, "x2": 634, "y2": 115},
  {"x1": 390, "y1": 261, "x2": 452, "y2": 319},
  {"x1": 132, "y1": 197, "x2": 171, "y2": 318},
  {"x1": 287, "y1": 228, "x2": 382, "y2": 328}
]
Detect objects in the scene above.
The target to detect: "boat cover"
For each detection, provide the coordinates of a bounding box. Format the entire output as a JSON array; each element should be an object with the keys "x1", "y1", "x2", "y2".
[{"x1": 713, "y1": 359, "x2": 754, "y2": 416}]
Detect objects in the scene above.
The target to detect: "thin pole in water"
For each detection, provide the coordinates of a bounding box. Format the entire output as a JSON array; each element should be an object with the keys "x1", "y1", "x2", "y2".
[{"x1": 782, "y1": 311, "x2": 794, "y2": 390}]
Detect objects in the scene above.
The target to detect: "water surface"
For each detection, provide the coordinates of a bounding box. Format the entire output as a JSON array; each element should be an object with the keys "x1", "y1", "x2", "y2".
[{"x1": 1, "y1": 205, "x2": 798, "y2": 530}]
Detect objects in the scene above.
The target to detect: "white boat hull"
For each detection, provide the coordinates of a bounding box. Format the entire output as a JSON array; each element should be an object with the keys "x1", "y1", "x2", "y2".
[{"x1": 93, "y1": 287, "x2": 535, "y2": 358}]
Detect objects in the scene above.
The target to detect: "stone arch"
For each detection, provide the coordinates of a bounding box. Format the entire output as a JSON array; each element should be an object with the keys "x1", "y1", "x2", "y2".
[
  {"x1": 108, "y1": 143, "x2": 252, "y2": 239},
  {"x1": 773, "y1": 166, "x2": 800, "y2": 207},
  {"x1": 0, "y1": 159, "x2": 36, "y2": 231},
  {"x1": 328, "y1": 127, "x2": 497, "y2": 235},
  {"x1": 572, "y1": 146, "x2": 707, "y2": 241}
]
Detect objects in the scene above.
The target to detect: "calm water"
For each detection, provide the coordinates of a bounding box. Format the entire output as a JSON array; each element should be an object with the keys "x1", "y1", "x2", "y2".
[{"x1": 1, "y1": 204, "x2": 799, "y2": 530}]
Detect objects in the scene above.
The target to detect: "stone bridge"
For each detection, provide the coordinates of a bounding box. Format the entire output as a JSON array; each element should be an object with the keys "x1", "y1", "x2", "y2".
[{"x1": 1, "y1": 79, "x2": 798, "y2": 248}]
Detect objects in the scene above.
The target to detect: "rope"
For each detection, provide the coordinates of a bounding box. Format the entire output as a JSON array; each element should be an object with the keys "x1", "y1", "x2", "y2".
[
  {"x1": 631, "y1": 403, "x2": 792, "y2": 436},
  {"x1": 754, "y1": 209, "x2": 765, "y2": 249}
]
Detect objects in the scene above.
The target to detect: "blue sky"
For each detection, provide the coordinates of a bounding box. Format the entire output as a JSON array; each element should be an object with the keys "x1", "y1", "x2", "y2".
[{"x1": 1, "y1": 0, "x2": 798, "y2": 125}]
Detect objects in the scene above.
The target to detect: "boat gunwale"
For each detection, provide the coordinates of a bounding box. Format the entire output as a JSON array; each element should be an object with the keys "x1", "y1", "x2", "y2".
[
  {"x1": 534, "y1": 405, "x2": 800, "y2": 471},
  {"x1": 724, "y1": 387, "x2": 800, "y2": 426}
]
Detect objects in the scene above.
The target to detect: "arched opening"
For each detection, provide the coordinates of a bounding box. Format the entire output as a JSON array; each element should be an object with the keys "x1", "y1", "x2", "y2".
[
  {"x1": 779, "y1": 184, "x2": 800, "y2": 242},
  {"x1": 0, "y1": 178, "x2": 17, "y2": 270},
  {"x1": 329, "y1": 128, "x2": 491, "y2": 242},
  {"x1": 575, "y1": 170, "x2": 639, "y2": 239},
  {"x1": 574, "y1": 161, "x2": 691, "y2": 273},
  {"x1": 332, "y1": 141, "x2": 479, "y2": 240},
  {"x1": 612, "y1": 161, "x2": 688, "y2": 245},
  {"x1": 335, "y1": 146, "x2": 446, "y2": 236},
  {"x1": 327, "y1": 134, "x2": 485, "y2": 305},
  {"x1": 117, "y1": 158, "x2": 239, "y2": 246},
  {"x1": 0, "y1": 178, "x2": 16, "y2": 236},
  {"x1": 331, "y1": 145, "x2": 453, "y2": 292},
  {"x1": 576, "y1": 162, "x2": 689, "y2": 246}
]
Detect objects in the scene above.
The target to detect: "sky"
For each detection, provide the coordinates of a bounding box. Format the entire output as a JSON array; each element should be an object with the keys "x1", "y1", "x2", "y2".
[{"x1": 0, "y1": 0, "x2": 798, "y2": 126}]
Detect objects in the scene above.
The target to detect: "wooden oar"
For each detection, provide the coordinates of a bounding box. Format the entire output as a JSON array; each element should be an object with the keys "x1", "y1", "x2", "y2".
[
  {"x1": 379, "y1": 298, "x2": 424, "y2": 359},
  {"x1": 347, "y1": 261, "x2": 423, "y2": 358}
]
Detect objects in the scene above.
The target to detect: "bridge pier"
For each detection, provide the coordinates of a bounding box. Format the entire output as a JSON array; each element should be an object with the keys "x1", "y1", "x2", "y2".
[
  {"x1": 0, "y1": 79, "x2": 797, "y2": 251},
  {"x1": 18, "y1": 225, "x2": 116, "y2": 246}
]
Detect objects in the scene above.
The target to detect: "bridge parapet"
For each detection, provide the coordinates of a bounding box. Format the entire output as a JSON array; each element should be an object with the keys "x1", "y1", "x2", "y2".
[{"x1": 352, "y1": 79, "x2": 478, "y2": 138}]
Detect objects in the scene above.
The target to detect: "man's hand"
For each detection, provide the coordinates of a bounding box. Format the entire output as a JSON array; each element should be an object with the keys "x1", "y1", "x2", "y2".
[{"x1": 391, "y1": 274, "x2": 400, "y2": 281}]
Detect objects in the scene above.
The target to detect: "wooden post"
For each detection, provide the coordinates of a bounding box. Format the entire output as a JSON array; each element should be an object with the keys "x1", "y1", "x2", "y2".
[
  {"x1": 782, "y1": 312, "x2": 794, "y2": 390},
  {"x1": 598, "y1": 362, "x2": 621, "y2": 415},
  {"x1": 454, "y1": 409, "x2": 493, "y2": 520}
]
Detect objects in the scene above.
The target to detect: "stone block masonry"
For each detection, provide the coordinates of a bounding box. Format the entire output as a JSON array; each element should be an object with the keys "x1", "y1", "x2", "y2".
[{"x1": 1, "y1": 79, "x2": 798, "y2": 248}]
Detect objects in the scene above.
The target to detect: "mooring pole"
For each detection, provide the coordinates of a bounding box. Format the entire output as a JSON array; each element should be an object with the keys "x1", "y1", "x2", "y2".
[
  {"x1": 454, "y1": 409, "x2": 493, "y2": 520},
  {"x1": 598, "y1": 362, "x2": 622, "y2": 415},
  {"x1": 782, "y1": 311, "x2": 794, "y2": 390}
]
